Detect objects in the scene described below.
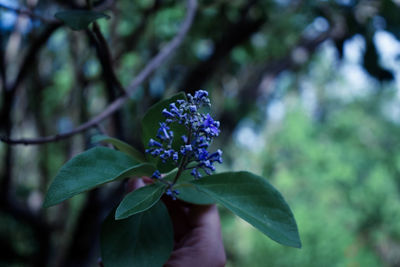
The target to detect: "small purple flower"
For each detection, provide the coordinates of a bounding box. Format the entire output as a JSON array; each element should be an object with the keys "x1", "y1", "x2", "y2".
[
  {"x1": 162, "y1": 109, "x2": 175, "y2": 118},
  {"x1": 202, "y1": 114, "x2": 220, "y2": 137},
  {"x1": 208, "y1": 149, "x2": 223, "y2": 163},
  {"x1": 157, "y1": 123, "x2": 171, "y2": 140},
  {"x1": 180, "y1": 144, "x2": 193, "y2": 155},
  {"x1": 191, "y1": 168, "x2": 202, "y2": 179},
  {"x1": 146, "y1": 90, "x2": 223, "y2": 189},
  {"x1": 181, "y1": 135, "x2": 188, "y2": 143},
  {"x1": 194, "y1": 90, "x2": 208, "y2": 99},
  {"x1": 196, "y1": 148, "x2": 209, "y2": 161},
  {"x1": 166, "y1": 188, "x2": 180, "y2": 200},
  {"x1": 151, "y1": 170, "x2": 161, "y2": 179},
  {"x1": 189, "y1": 105, "x2": 197, "y2": 113},
  {"x1": 150, "y1": 149, "x2": 161, "y2": 157},
  {"x1": 148, "y1": 138, "x2": 162, "y2": 148},
  {"x1": 169, "y1": 103, "x2": 180, "y2": 115}
]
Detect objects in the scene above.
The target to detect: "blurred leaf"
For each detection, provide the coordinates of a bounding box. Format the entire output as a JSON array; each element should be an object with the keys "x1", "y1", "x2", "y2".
[
  {"x1": 55, "y1": 10, "x2": 110, "y2": 31},
  {"x1": 192, "y1": 171, "x2": 301, "y2": 248},
  {"x1": 141, "y1": 93, "x2": 186, "y2": 173},
  {"x1": 115, "y1": 183, "x2": 166, "y2": 220},
  {"x1": 101, "y1": 202, "x2": 173, "y2": 267},
  {"x1": 92, "y1": 135, "x2": 146, "y2": 162},
  {"x1": 43, "y1": 147, "x2": 155, "y2": 207}
]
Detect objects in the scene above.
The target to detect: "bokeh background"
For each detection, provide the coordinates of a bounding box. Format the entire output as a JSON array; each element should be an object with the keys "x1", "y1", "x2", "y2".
[{"x1": 1, "y1": 0, "x2": 400, "y2": 266}]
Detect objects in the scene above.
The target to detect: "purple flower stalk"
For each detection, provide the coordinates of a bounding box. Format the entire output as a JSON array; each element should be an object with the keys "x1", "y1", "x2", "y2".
[{"x1": 146, "y1": 90, "x2": 223, "y2": 198}]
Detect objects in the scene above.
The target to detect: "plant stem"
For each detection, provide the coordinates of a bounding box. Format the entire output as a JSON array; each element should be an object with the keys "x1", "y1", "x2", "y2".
[
  {"x1": 172, "y1": 155, "x2": 188, "y2": 185},
  {"x1": 172, "y1": 126, "x2": 192, "y2": 185}
]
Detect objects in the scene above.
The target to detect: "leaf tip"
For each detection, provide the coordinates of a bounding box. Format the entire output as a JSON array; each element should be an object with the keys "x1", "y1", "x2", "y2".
[
  {"x1": 42, "y1": 196, "x2": 55, "y2": 209},
  {"x1": 114, "y1": 211, "x2": 125, "y2": 221},
  {"x1": 293, "y1": 239, "x2": 302, "y2": 249}
]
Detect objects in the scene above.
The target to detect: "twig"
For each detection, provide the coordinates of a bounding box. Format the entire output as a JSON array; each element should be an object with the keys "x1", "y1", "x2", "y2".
[
  {"x1": 90, "y1": 22, "x2": 126, "y2": 95},
  {"x1": 1, "y1": 0, "x2": 198, "y2": 145},
  {"x1": 125, "y1": 0, "x2": 197, "y2": 95},
  {"x1": 9, "y1": 23, "x2": 62, "y2": 93},
  {"x1": 0, "y1": 3, "x2": 58, "y2": 24}
]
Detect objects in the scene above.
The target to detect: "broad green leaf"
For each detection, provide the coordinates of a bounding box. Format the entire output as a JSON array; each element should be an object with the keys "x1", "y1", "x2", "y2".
[
  {"x1": 115, "y1": 183, "x2": 166, "y2": 220},
  {"x1": 116, "y1": 163, "x2": 156, "y2": 179},
  {"x1": 192, "y1": 171, "x2": 302, "y2": 248},
  {"x1": 43, "y1": 147, "x2": 155, "y2": 207},
  {"x1": 141, "y1": 93, "x2": 186, "y2": 173},
  {"x1": 174, "y1": 170, "x2": 215, "y2": 204},
  {"x1": 175, "y1": 183, "x2": 215, "y2": 205},
  {"x1": 55, "y1": 10, "x2": 110, "y2": 31},
  {"x1": 101, "y1": 202, "x2": 173, "y2": 267},
  {"x1": 161, "y1": 169, "x2": 214, "y2": 204},
  {"x1": 92, "y1": 135, "x2": 146, "y2": 162}
]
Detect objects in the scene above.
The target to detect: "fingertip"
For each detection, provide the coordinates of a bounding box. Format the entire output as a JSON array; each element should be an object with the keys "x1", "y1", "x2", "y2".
[
  {"x1": 142, "y1": 177, "x2": 153, "y2": 184},
  {"x1": 126, "y1": 178, "x2": 145, "y2": 192}
]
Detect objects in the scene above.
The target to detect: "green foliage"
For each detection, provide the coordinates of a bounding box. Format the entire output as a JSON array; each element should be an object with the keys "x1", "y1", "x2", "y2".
[
  {"x1": 43, "y1": 147, "x2": 154, "y2": 207},
  {"x1": 166, "y1": 170, "x2": 216, "y2": 205},
  {"x1": 175, "y1": 182, "x2": 215, "y2": 205},
  {"x1": 192, "y1": 172, "x2": 301, "y2": 248},
  {"x1": 55, "y1": 10, "x2": 110, "y2": 31},
  {"x1": 101, "y1": 202, "x2": 173, "y2": 267},
  {"x1": 115, "y1": 183, "x2": 166, "y2": 220}
]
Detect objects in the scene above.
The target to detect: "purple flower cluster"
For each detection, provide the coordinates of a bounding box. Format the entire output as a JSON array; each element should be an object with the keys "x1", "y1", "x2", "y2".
[{"x1": 146, "y1": 90, "x2": 223, "y2": 187}]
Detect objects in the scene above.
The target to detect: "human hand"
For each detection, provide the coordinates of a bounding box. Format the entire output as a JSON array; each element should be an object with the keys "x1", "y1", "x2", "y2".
[{"x1": 127, "y1": 178, "x2": 226, "y2": 267}]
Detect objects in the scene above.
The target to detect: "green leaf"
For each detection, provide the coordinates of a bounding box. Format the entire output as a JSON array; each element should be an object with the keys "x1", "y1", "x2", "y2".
[
  {"x1": 141, "y1": 93, "x2": 187, "y2": 173},
  {"x1": 116, "y1": 163, "x2": 157, "y2": 179},
  {"x1": 101, "y1": 202, "x2": 173, "y2": 267},
  {"x1": 55, "y1": 10, "x2": 110, "y2": 31},
  {"x1": 115, "y1": 183, "x2": 166, "y2": 220},
  {"x1": 192, "y1": 171, "x2": 302, "y2": 248},
  {"x1": 175, "y1": 183, "x2": 215, "y2": 205},
  {"x1": 92, "y1": 135, "x2": 146, "y2": 162},
  {"x1": 161, "y1": 169, "x2": 215, "y2": 204},
  {"x1": 43, "y1": 147, "x2": 155, "y2": 207},
  {"x1": 174, "y1": 170, "x2": 215, "y2": 204}
]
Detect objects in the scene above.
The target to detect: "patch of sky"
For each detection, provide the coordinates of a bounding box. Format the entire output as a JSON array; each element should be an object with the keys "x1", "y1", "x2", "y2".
[
  {"x1": 274, "y1": 0, "x2": 291, "y2": 7},
  {"x1": 374, "y1": 30, "x2": 400, "y2": 73},
  {"x1": 149, "y1": 75, "x2": 165, "y2": 98},
  {"x1": 83, "y1": 59, "x2": 100, "y2": 78},
  {"x1": 194, "y1": 39, "x2": 214, "y2": 61},
  {"x1": 251, "y1": 33, "x2": 267, "y2": 48},
  {"x1": 0, "y1": 10, "x2": 17, "y2": 29},
  {"x1": 299, "y1": 79, "x2": 318, "y2": 117},
  {"x1": 267, "y1": 99, "x2": 285, "y2": 123},
  {"x1": 0, "y1": 0, "x2": 17, "y2": 29},
  {"x1": 374, "y1": 30, "x2": 400, "y2": 99},
  {"x1": 0, "y1": 0, "x2": 35, "y2": 32},
  {"x1": 234, "y1": 119, "x2": 265, "y2": 153},
  {"x1": 372, "y1": 16, "x2": 386, "y2": 30},
  {"x1": 328, "y1": 34, "x2": 377, "y2": 101},
  {"x1": 335, "y1": 0, "x2": 355, "y2": 6},
  {"x1": 303, "y1": 16, "x2": 330, "y2": 39},
  {"x1": 344, "y1": 34, "x2": 365, "y2": 64}
]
